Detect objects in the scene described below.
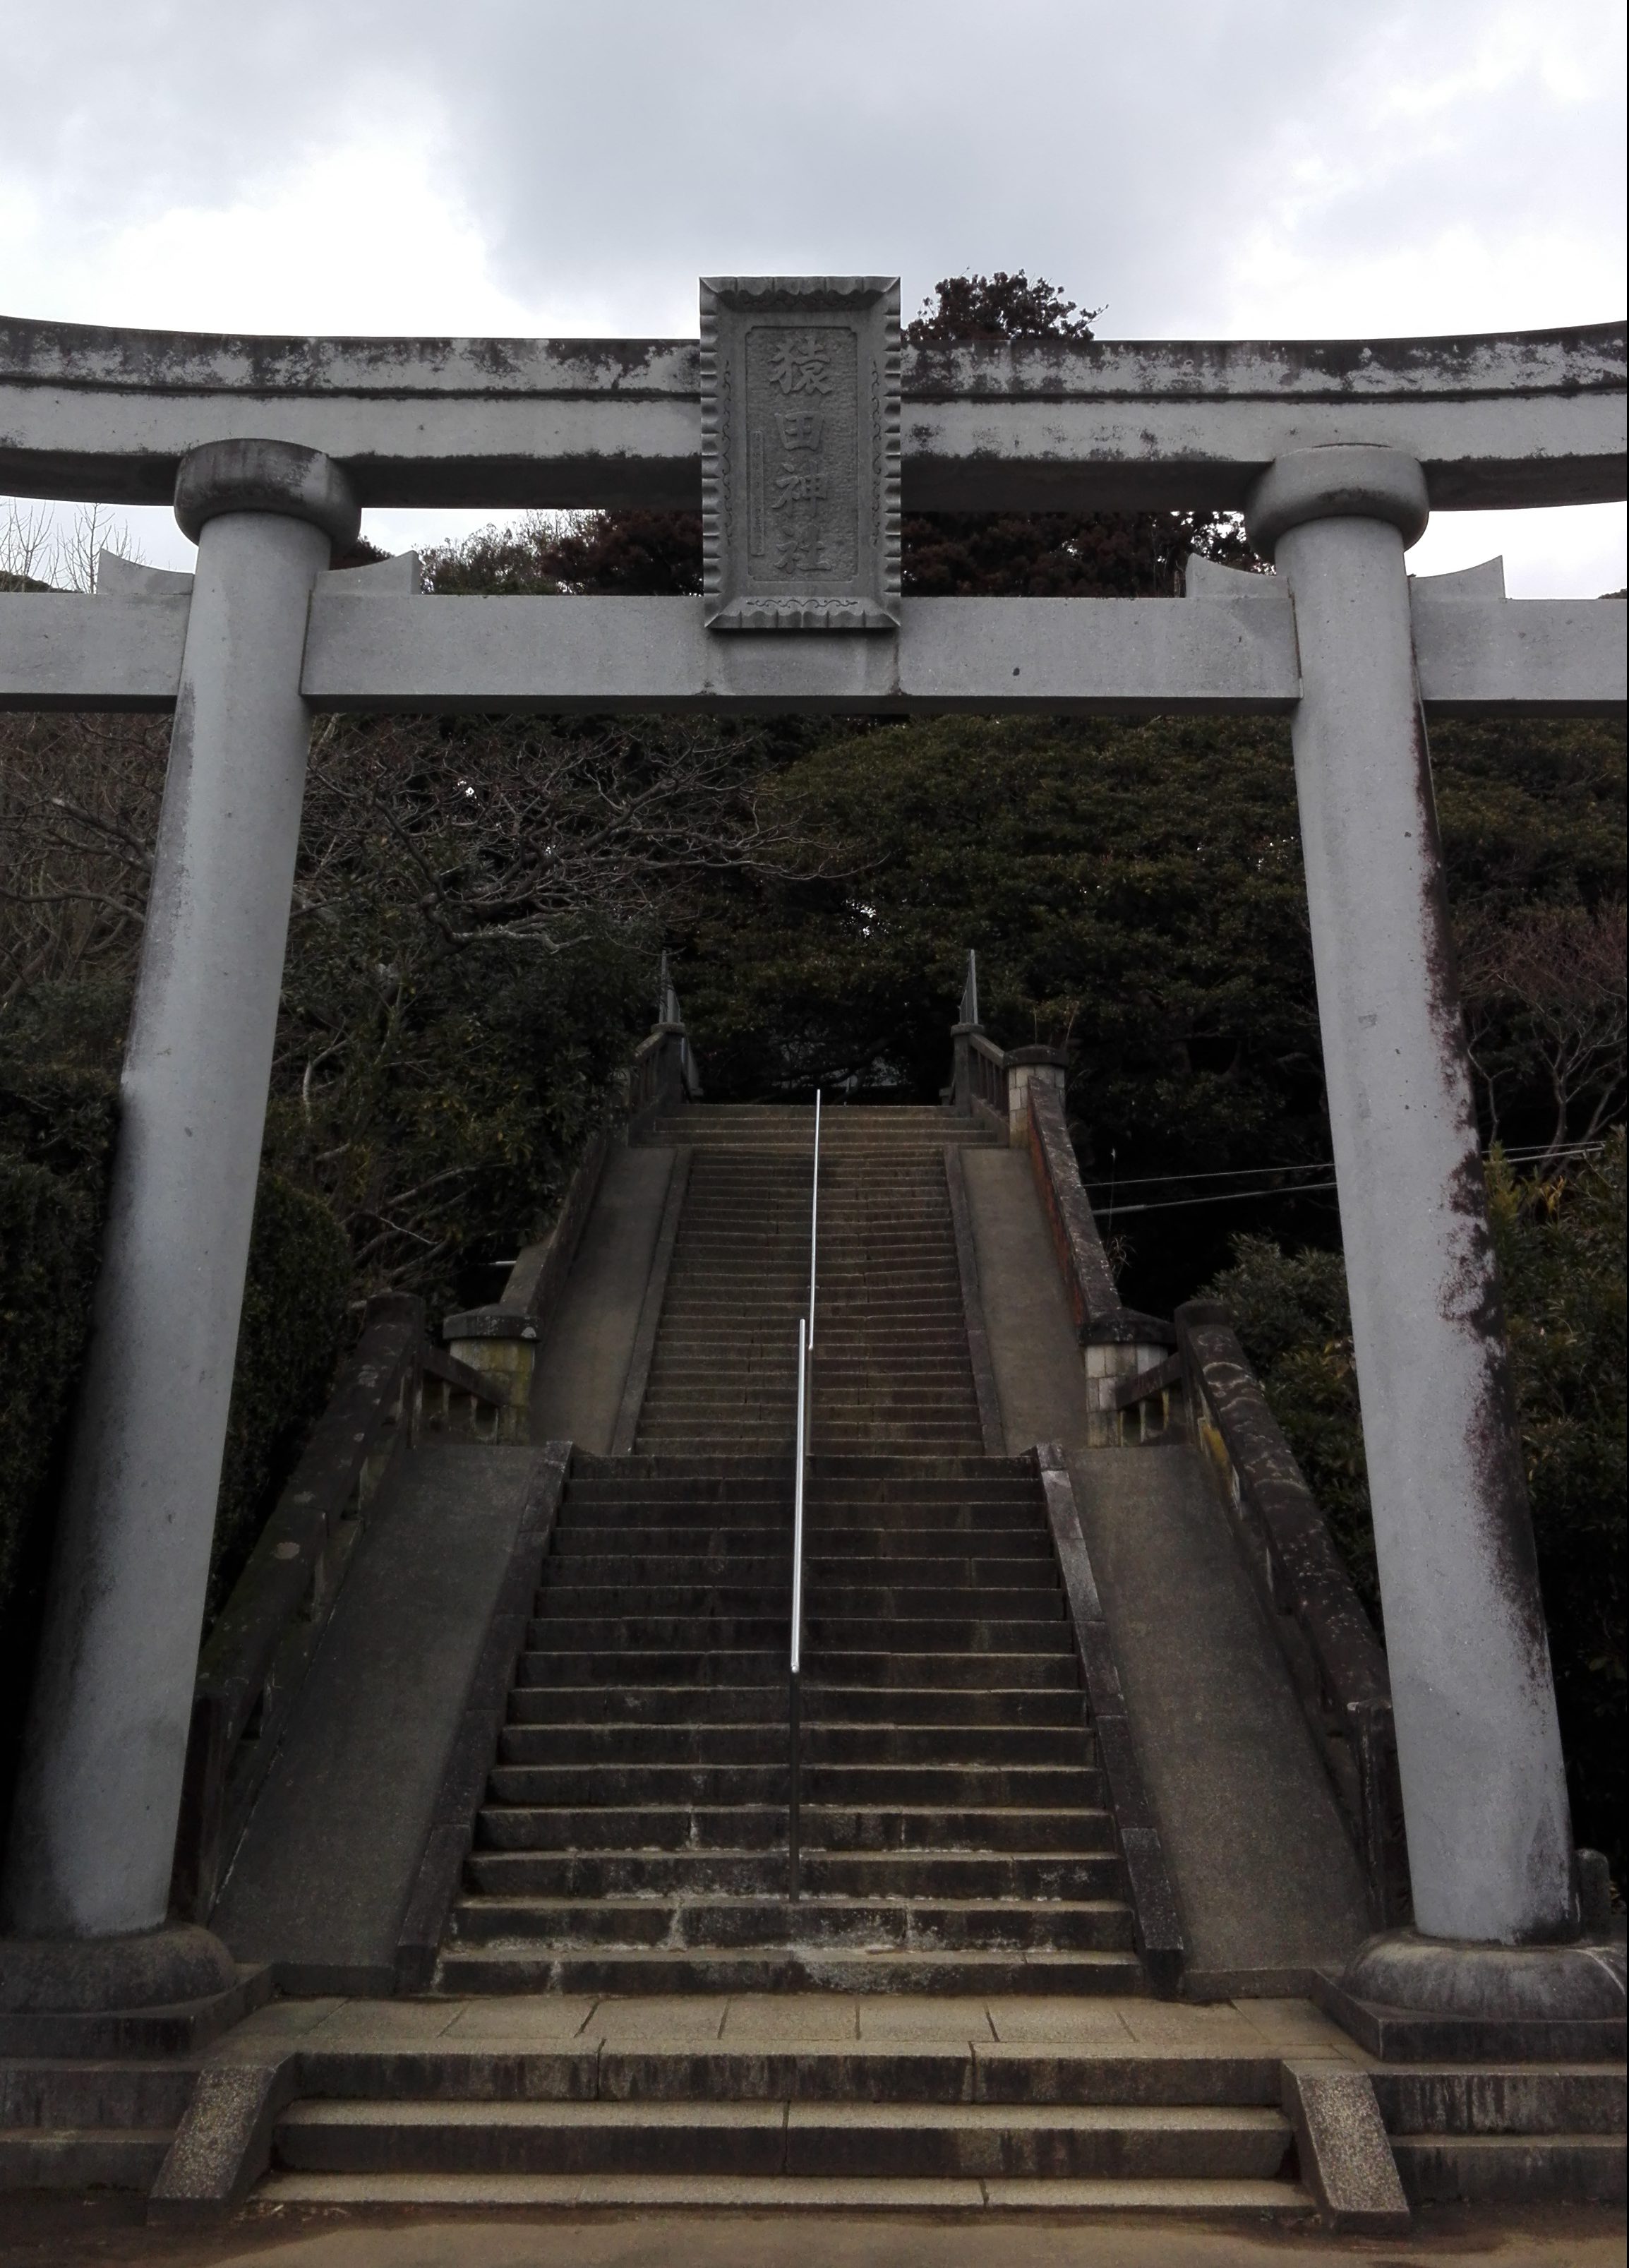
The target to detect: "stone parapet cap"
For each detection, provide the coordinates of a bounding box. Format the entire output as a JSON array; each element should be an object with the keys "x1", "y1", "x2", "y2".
[
  {"x1": 442, "y1": 1304, "x2": 538, "y2": 1343},
  {"x1": 1083, "y1": 1308, "x2": 1179, "y2": 1349}
]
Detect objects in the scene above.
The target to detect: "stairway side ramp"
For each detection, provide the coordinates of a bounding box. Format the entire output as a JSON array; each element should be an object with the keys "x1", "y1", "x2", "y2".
[{"x1": 959, "y1": 1139, "x2": 1373, "y2": 1996}]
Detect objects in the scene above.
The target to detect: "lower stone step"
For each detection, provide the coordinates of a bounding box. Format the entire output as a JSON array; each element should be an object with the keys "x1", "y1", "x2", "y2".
[
  {"x1": 0, "y1": 2126, "x2": 173, "y2": 2188},
  {"x1": 476, "y1": 1804, "x2": 1114, "y2": 1854},
  {"x1": 1390, "y1": 2132, "x2": 1628, "y2": 2205},
  {"x1": 463, "y1": 1849, "x2": 1125, "y2": 1900},
  {"x1": 272, "y1": 2097, "x2": 1292, "y2": 2180},
  {"x1": 433, "y1": 1946, "x2": 1146, "y2": 1994},
  {"x1": 445, "y1": 1892, "x2": 1135, "y2": 1952},
  {"x1": 256, "y1": 2167, "x2": 1315, "y2": 2212},
  {"x1": 486, "y1": 1763, "x2": 1101, "y2": 1806}
]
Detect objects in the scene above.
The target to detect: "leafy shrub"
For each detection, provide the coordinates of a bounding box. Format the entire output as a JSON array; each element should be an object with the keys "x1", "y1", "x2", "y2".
[
  {"x1": 0, "y1": 997, "x2": 350, "y2": 1832},
  {"x1": 1207, "y1": 1133, "x2": 1628, "y2": 1878},
  {"x1": 208, "y1": 1172, "x2": 350, "y2": 1619}
]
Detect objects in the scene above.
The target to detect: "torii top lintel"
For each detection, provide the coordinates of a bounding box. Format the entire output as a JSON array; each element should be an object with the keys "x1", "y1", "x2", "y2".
[{"x1": 1, "y1": 294, "x2": 1623, "y2": 517}]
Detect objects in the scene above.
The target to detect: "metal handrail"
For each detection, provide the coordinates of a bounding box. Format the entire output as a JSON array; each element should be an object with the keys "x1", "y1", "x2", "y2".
[{"x1": 788, "y1": 1091, "x2": 820, "y2": 1900}]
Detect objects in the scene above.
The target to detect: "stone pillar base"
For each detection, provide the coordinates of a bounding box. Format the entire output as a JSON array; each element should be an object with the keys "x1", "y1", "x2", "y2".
[
  {"x1": 1316, "y1": 1926, "x2": 1626, "y2": 2063},
  {"x1": 0, "y1": 1924, "x2": 268, "y2": 2056}
]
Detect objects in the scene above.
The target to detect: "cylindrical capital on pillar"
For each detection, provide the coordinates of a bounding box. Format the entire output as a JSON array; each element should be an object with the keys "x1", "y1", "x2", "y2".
[
  {"x1": 174, "y1": 438, "x2": 360, "y2": 553},
  {"x1": 1246, "y1": 445, "x2": 1429, "y2": 558}
]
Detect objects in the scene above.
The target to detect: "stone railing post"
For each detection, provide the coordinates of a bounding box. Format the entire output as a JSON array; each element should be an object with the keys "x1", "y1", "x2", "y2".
[
  {"x1": 1246, "y1": 445, "x2": 1575, "y2": 1950},
  {"x1": 949, "y1": 1020, "x2": 979, "y2": 1115},
  {"x1": 1003, "y1": 1045, "x2": 1066, "y2": 1146},
  {"x1": 1, "y1": 441, "x2": 357, "y2": 1945}
]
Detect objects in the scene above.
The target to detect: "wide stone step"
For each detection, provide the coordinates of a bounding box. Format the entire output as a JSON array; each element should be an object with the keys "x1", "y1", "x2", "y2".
[
  {"x1": 445, "y1": 1893, "x2": 1135, "y2": 1952},
  {"x1": 521, "y1": 1616, "x2": 1071, "y2": 1652},
  {"x1": 0, "y1": 2128, "x2": 175, "y2": 2190},
  {"x1": 803, "y1": 1651, "x2": 1081, "y2": 1689},
  {"x1": 524, "y1": 1616, "x2": 793, "y2": 1650},
  {"x1": 1388, "y1": 2132, "x2": 1628, "y2": 2206},
  {"x1": 634, "y1": 1433, "x2": 991, "y2": 1458},
  {"x1": 507, "y1": 1683, "x2": 1083, "y2": 1728},
  {"x1": 496, "y1": 1723, "x2": 1093, "y2": 1768},
  {"x1": 530, "y1": 1587, "x2": 1065, "y2": 1621},
  {"x1": 632, "y1": 1436, "x2": 798, "y2": 1455},
  {"x1": 800, "y1": 1685, "x2": 1086, "y2": 1726},
  {"x1": 247, "y1": 2037, "x2": 1295, "y2": 2108},
  {"x1": 259, "y1": 2168, "x2": 1313, "y2": 2212},
  {"x1": 510, "y1": 1684, "x2": 788, "y2": 1725},
  {"x1": 555, "y1": 1506, "x2": 1044, "y2": 1532},
  {"x1": 543, "y1": 1549, "x2": 1052, "y2": 1582},
  {"x1": 486, "y1": 1762, "x2": 1102, "y2": 1807},
  {"x1": 462, "y1": 1849, "x2": 1125, "y2": 1900},
  {"x1": 576, "y1": 1458, "x2": 1032, "y2": 1484},
  {"x1": 518, "y1": 1645, "x2": 1080, "y2": 1693},
  {"x1": 476, "y1": 1805, "x2": 1116, "y2": 1854},
  {"x1": 433, "y1": 1945, "x2": 1147, "y2": 1996},
  {"x1": 515, "y1": 1648, "x2": 788, "y2": 1686},
  {"x1": 273, "y1": 2099, "x2": 1287, "y2": 2182}
]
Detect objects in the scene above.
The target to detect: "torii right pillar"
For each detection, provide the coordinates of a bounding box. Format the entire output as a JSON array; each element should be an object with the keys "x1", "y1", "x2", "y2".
[{"x1": 1246, "y1": 446, "x2": 1582, "y2": 1970}]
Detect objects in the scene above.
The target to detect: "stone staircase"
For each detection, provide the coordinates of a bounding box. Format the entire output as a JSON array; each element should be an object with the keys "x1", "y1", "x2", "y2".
[
  {"x1": 635, "y1": 1106, "x2": 995, "y2": 1456},
  {"x1": 435, "y1": 1452, "x2": 1140, "y2": 1996},
  {"x1": 0, "y1": 2060, "x2": 193, "y2": 2190},
  {"x1": 8, "y1": 1099, "x2": 1619, "y2": 2221},
  {"x1": 259, "y1": 2020, "x2": 1309, "y2": 2208}
]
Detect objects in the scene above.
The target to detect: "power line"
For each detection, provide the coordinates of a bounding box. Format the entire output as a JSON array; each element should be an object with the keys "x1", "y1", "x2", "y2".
[
  {"x1": 1086, "y1": 1160, "x2": 1332, "y2": 1192},
  {"x1": 1086, "y1": 1136, "x2": 1606, "y2": 1198},
  {"x1": 1104, "y1": 1180, "x2": 1338, "y2": 1218}
]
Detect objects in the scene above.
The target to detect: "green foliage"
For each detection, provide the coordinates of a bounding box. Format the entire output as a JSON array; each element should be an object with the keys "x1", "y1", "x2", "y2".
[
  {"x1": 0, "y1": 993, "x2": 351, "y2": 1825},
  {"x1": 1430, "y1": 716, "x2": 1627, "y2": 915},
  {"x1": 0, "y1": 1040, "x2": 116, "y2": 1632},
  {"x1": 679, "y1": 709, "x2": 1624, "y2": 1309},
  {"x1": 905, "y1": 270, "x2": 1100, "y2": 344},
  {"x1": 265, "y1": 908, "x2": 648, "y2": 1312},
  {"x1": 680, "y1": 712, "x2": 1333, "y2": 1307},
  {"x1": 1208, "y1": 1134, "x2": 1628, "y2": 1876},
  {"x1": 208, "y1": 1172, "x2": 349, "y2": 1619},
  {"x1": 1203, "y1": 1236, "x2": 1378, "y2": 1616},
  {"x1": 1487, "y1": 1134, "x2": 1627, "y2": 1873}
]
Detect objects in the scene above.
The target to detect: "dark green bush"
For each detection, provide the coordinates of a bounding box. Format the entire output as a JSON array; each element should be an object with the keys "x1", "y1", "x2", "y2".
[
  {"x1": 208, "y1": 1172, "x2": 350, "y2": 1619},
  {"x1": 1208, "y1": 1133, "x2": 1628, "y2": 1879},
  {"x1": 0, "y1": 1000, "x2": 349, "y2": 1832},
  {"x1": 0, "y1": 1066, "x2": 116, "y2": 1639}
]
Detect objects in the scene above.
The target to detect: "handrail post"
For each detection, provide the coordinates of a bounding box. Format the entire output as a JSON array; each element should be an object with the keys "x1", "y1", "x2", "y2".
[
  {"x1": 807, "y1": 1091, "x2": 820, "y2": 1349},
  {"x1": 790, "y1": 1315, "x2": 807, "y2": 1902},
  {"x1": 789, "y1": 1095, "x2": 820, "y2": 1904}
]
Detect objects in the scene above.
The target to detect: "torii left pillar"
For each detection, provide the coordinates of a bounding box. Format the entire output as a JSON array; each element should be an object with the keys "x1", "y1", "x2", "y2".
[{"x1": 1, "y1": 442, "x2": 357, "y2": 1972}]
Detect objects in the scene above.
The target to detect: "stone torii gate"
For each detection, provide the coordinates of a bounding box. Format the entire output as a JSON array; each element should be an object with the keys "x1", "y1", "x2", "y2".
[{"x1": 0, "y1": 285, "x2": 1623, "y2": 2021}]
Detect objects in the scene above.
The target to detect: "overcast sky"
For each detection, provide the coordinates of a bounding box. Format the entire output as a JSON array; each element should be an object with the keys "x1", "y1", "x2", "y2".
[{"x1": 4, "y1": 0, "x2": 1624, "y2": 587}]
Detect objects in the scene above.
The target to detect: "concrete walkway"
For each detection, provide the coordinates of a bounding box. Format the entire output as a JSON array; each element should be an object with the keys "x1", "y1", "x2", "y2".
[
  {"x1": 960, "y1": 1147, "x2": 1372, "y2": 1988},
  {"x1": 530, "y1": 1146, "x2": 675, "y2": 1453},
  {"x1": 4, "y1": 1996, "x2": 1620, "y2": 2262},
  {"x1": 220, "y1": 1984, "x2": 1373, "y2": 2063},
  {"x1": 2, "y1": 2192, "x2": 1621, "y2": 2266}
]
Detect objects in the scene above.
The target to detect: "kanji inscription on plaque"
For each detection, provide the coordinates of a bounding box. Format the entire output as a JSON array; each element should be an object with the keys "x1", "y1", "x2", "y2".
[{"x1": 701, "y1": 276, "x2": 900, "y2": 632}]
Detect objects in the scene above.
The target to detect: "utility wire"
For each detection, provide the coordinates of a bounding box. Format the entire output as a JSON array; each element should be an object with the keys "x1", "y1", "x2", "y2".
[
  {"x1": 1087, "y1": 1136, "x2": 1605, "y2": 1198},
  {"x1": 1105, "y1": 1180, "x2": 1339, "y2": 1217}
]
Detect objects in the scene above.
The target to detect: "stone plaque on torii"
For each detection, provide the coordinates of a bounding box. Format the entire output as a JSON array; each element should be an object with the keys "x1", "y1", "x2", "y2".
[
  {"x1": 0, "y1": 287, "x2": 1623, "y2": 2033},
  {"x1": 701, "y1": 275, "x2": 900, "y2": 631}
]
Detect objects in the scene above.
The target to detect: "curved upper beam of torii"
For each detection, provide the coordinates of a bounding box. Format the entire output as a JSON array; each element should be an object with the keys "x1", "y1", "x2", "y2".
[{"x1": 1, "y1": 312, "x2": 1623, "y2": 515}]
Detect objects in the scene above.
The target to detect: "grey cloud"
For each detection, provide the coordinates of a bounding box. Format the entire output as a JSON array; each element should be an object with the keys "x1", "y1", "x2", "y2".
[{"x1": 5, "y1": 0, "x2": 1623, "y2": 339}]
